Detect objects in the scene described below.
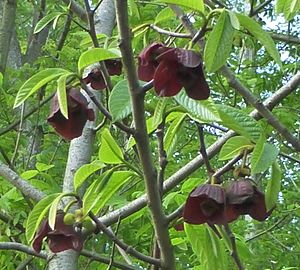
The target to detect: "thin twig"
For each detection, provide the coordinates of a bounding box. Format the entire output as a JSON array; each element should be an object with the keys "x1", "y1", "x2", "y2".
[
  {"x1": 80, "y1": 81, "x2": 134, "y2": 135},
  {"x1": 107, "y1": 218, "x2": 121, "y2": 270},
  {"x1": 156, "y1": 121, "x2": 167, "y2": 196},
  {"x1": 246, "y1": 215, "x2": 290, "y2": 242},
  {"x1": 197, "y1": 124, "x2": 214, "y2": 177},
  {"x1": 11, "y1": 103, "x2": 26, "y2": 165},
  {"x1": 89, "y1": 213, "x2": 161, "y2": 266},
  {"x1": 224, "y1": 224, "x2": 245, "y2": 270},
  {"x1": 0, "y1": 93, "x2": 54, "y2": 137},
  {"x1": 149, "y1": 24, "x2": 191, "y2": 38}
]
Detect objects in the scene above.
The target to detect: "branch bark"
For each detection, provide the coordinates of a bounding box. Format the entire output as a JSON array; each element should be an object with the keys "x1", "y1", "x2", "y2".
[
  {"x1": 115, "y1": 1, "x2": 175, "y2": 269},
  {"x1": 0, "y1": 0, "x2": 17, "y2": 73},
  {"x1": 0, "y1": 161, "x2": 45, "y2": 201}
]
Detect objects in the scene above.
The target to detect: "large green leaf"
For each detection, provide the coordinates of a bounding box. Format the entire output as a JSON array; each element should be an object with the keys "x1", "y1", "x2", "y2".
[
  {"x1": 99, "y1": 128, "x2": 124, "y2": 164},
  {"x1": 78, "y1": 48, "x2": 121, "y2": 73},
  {"x1": 164, "y1": 112, "x2": 186, "y2": 156},
  {"x1": 83, "y1": 171, "x2": 135, "y2": 215},
  {"x1": 236, "y1": 14, "x2": 282, "y2": 67},
  {"x1": 158, "y1": 0, "x2": 204, "y2": 12},
  {"x1": 204, "y1": 10, "x2": 235, "y2": 72},
  {"x1": 185, "y1": 224, "x2": 227, "y2": 270},
  {"x1": 265, "y1": 161, "x2": 282, "y2": 211},
  {"x1": 48, "y1": 192, "x2": 75, "y2": 229},
  {"x1": 155, "y1": 7, "x2": 174, "y2": 24},
  {"x1": 25, "y1": 193, "x2": 60, "y2": 243},
  {"x1": 251, "y1": 135, "x2": 279, "y2": 174},
  {"x1": 175, "y1": 91, "x2": 221, "y2": 122},
  {"x1": 276, "y1": 0, "x2": 300, "y2": 20},
  {"x1": 219, "y1": 136, "x2": 254, "y2": 160},
  {"x1": 34, "y1": 12, "x2": 64, "y2": 34},
  {"x1": 74, "y1": 160, "x2": 105, "y2": 192},
  {"x1": 14, "y1": 68, "x2": 69, "y2": 108},
  {"x1": 109, "y1": 79, "x2": 132, "y2": 122},
  {"x1": 217, "y1": 105, "x2": 261, "y2": 142},
  {"x1": 57, "y1": 73, "x2": 72, "y2": 119},
  {"x1": 152, "y1": 98, "x2": 168, "y2": 128}
]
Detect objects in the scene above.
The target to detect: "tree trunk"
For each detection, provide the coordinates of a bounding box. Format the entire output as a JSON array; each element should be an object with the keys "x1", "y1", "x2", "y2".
[
  {"x1": 0, "y1": 0, "x2": 17, "y2": 74},
  {"x1": 48, "y1": 1, "x2": 116, "y2": 269}
]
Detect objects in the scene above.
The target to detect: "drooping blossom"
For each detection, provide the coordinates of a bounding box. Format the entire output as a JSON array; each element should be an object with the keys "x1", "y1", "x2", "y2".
[
  {"x1": 83, "y1": 59, "x2": 122, "y2": 90},
  {"x1": 226, "y1": 179, "x2": 273, "y2": 221},
  {"x1": 138, "y1": 43, "x2": 210, "y2": 100},
  {"x1": 32, "y1": 212, "x2": 83, "y2": 253},
  {"x1": 183, "y1": 184, "x2": 228, "y2": 225},
  {"x1": 47, "y1": 88, "x2": 95, "y2": 140}
]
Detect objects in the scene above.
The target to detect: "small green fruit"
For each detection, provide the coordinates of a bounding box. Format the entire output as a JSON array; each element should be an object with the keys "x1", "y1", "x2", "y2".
[{"x1": 63, "y1": 213, "x2": 75, "y2": 225}]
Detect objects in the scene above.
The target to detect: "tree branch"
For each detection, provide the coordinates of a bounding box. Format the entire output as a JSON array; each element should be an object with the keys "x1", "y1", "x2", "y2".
[
  {"x1": 114, "y1": 1, "x2": 175, "y2": 269},
  {"x1": 0, "y1": 161, "x2": 45, "y2": 201},
  {"x1": 98, "y1": 69, "x2": 300, "y2": 227},
  {"x1": 220, "y1": 67, "x2": 300, "y2": 152}
]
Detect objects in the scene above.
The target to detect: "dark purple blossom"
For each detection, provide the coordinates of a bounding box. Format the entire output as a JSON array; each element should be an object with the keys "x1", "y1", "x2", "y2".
[
  {"x1": 32, "y1": 212, "x2": 83, "y2": 253},
  {"x1": 226, "y1": 180, "x2": 273, "y2": 221},
  {"x1": 83, "y1": 59, "x2": 122, "y2": 90},
  {"x1": 47, "y1": 88, "x2": 95, "y2": 140},
  {"x1": 138, "y1": 43, "x2": 210, "y2": 100},
  {"x1": 183, "y1": 184, "x2": 229, "y2": 225}
]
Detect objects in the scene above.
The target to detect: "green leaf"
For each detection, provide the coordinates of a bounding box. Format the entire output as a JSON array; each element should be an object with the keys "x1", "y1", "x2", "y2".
[
  {"x1": 99, "y1": 128, "x2": 124, "y2": 164},
  {"x1": 265, "y1": 161, "x2": 282, "y2": 211},
  {"x1": 152, "y1": 98, "x2": 167, "y2": 128},
  {"x1": 164, "y1": 112, "x2": 186, "y2": 156},
  {"x1": 48, "y1": 192, "x2": 75, "y2": 229},
  {"x1": 74, "y1": 160, "x2": 105, "y2": 192},
  {"x1": 80, "y1": 33, "x2": 108, "y2": 47},
  {"x1": 217, "y1": 105, "x2": 261, "y2": 141},
  {"x1": 236, "y1": 14, "x2": 282, "y2": 67},
  {"x1": 158, "y1": 0, "x2": 204, "y2": 12},
  {"x1": 83, "y1": 171, "x2": 134, "y2": 215},
  {"x1": 0, "y1": 72, "x2": 3, "y2": 88},
  {"x1": 26, "y1": 194, "x2": 60, "y2": 243},
  {"x1": 204, "y1": 10, "x2": 235, "y2": 72},
  {"x1": 36, "y1": 162, "x2": 54, "y2": 172},
  {"x1": 34, "y1": 12, "x2": 64, "y2": 34},
  {"x1": 155, "y1": 7, "x2": 174, "y2": 24},
  {"x1": 20, "y1": 170, "x2": 39, "y2": 180},
  {"x1": 228, "y1": 11, "x2": 240, "y2": 30},
  {"x1": 14, "y1": 68, "x2": 69, "y2": 108},
  {"x1": 276, "y1": 0, "x2": 300, "y2": 20},
  {"x1": 78, "y1": 48, "x2": 121, "y2": 73},
  {"x1": 251, "y1": 136, "x2": 279, "y2": 174},
  {"x1": 57, "y1": 74, "x2": 71, "y2": 119},
  {"x1": 185, "y1": 224, "x2": 226, "y2": 270},
  {"x1": 109, "y1": 80, "x2": 132, "y2": 122},
  {"x1": 175, "y1": 91, "x2": 221, "y2": 122},
  {"x1": 219, "y1": 136, "x2": 254, "y2": 160}
]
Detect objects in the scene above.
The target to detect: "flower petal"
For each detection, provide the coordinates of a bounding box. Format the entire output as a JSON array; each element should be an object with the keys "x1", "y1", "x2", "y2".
[
  {"x1": 177, "y1": 64, "x2": 210, "y2": 100},
  {"x1": 153, "y1": 61, "x2": 182, "y2": 97},
  {"x1": 226, "y1": 180, "x2": 254, "y2": 204},
  {"x1": 32, "y1": 219, "x2": 51, "y2": 253},
  {"x1": 174, "y1": 49, "x2": 201, "y2": 68},
  {"x1": 105, "y1": 59, "x2": 122, "y2": 76},
  {"x1": 137, "y1": 43, "x2": 165, "y2": 81}
]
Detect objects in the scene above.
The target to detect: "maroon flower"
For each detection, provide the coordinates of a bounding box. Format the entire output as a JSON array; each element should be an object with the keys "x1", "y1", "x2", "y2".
[
  {"x1": 32, "y1": 212, "x2": 83, "y2": 253},
  {"x1": 83, "y1": 59, "x2": 122, "y2": 90},
  {"x1": 47, "y1": 88, "x2": 95, "y2": 140},
  {"x1": 138, "y1": 43, "x2": 210, "y2": 100},
  {"x1": 226, "y1": 180, "x2": 273, "y2": 221},
  {"x1": 183, "y1": 184, "x2": 228, "y2": 225}
]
